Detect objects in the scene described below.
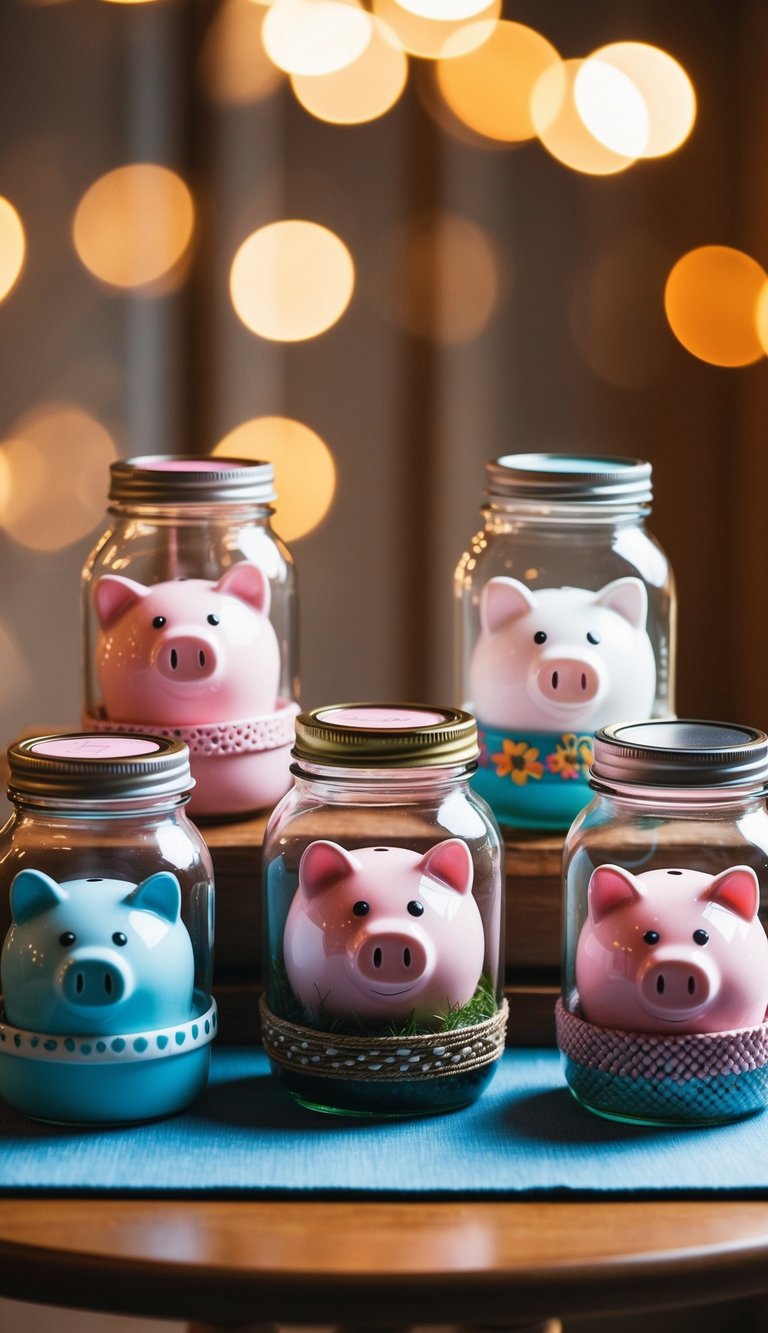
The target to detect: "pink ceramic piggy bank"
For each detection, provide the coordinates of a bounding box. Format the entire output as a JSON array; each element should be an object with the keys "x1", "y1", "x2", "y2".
[
  {"x1": 576, "y1": 864, "x2": 768, "y2": 1034},
  {"x1": 93, "y1": 563, "x2": 279, "y2": 726},
  {"x1": 468, "y1": 577, "x2": 656, "y2": 731},
  {"x1": 283, "y1": 840, "x2": 485, "y2": 1027},
  {"x1": 91, "y1": 563, "x2": 297, "y2": 818}
]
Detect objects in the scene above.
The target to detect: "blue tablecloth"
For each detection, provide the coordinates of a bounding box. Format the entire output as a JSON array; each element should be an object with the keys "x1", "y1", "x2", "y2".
[{"x1": 1, "y1": 1047, "x2": 768, "y2": 1197}]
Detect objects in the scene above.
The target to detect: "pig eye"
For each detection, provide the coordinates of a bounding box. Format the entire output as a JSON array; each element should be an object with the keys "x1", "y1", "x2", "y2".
[
  {"x1": 59, "y1": 932, "x2": 76, "y2": 947},
  {"x1": 112, "y1": 932, "x2": 128, "y2": 947},
  {"x1": 586, "y1": 631, "x2": 601, "y2": 645},
  {"x1": 643, "y1": 930, "x2": 660, "y2": 945},
  {"x1": 207, "y1": 614, "x2": 220, "y2": 626},
  {"x1": 407, "y1": 900, "x2": 424, "y2": 917},
  {"x1": 533, "y1": 631, "x2": 547, "y2": 645},
  {"x1": 152, "y1": 615, "x2": 167, "y2": 629},
  {"x1": 352, "y1": 901, "x2": 369, "y2": 917},
  {"x1": 693, "y1": 929, "x2": 709, "y2": 946}
]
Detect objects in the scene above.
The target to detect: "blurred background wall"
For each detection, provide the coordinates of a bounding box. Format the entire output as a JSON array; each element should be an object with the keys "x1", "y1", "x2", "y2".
[{"x1": 1, "y1": 0, "x2": 768, "y2": 775}]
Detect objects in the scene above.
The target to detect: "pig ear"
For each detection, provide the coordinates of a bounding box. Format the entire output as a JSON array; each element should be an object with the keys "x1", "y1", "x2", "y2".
[
  {"x1": 214, "y1": 563, "x2": 271, "y2": 617},
  {"x1": 704, "y1": 866, "x2": 760, "y2": 923},
  {"x1": 418, "y1": 839, "x2": 474, "y2": 896},
  {"x1": 10, "y1": 870, "x2": 68, "y2": 925},
  {"x1": 588, "y1": 864, "x2": 644, "y2": 924},
  {"x1": 480, "y1": 577, "x2": 537, "y2": 637},
  {"x1": 593, "y1": 577, "x2": 647, "y2": 631},
  {"x1": 299, "y1": 841, "x2": 362, "y2": 899},
  {"x1": 123, "y1": 872, "x2": 182, "y2": 924},
  {"x1": 93, "y1": 575, "x2": 149, "y2": 630}
]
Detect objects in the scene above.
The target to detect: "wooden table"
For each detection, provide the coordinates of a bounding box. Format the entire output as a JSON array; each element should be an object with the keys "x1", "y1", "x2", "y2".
[{"x1": 1, "y1": 1197, "x2": 768, "y2": 1329}]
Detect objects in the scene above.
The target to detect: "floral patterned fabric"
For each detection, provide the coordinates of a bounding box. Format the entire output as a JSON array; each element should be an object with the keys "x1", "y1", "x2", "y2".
[{"x1": 473, "y1": 724, "x2": 595, "y2": 829}]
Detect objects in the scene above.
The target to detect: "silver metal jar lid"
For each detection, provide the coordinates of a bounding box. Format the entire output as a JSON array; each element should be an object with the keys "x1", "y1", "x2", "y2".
[
  {"x1": 485, "y1": 453, "x2": 652, "y2": 506},
  {"x1": 591, "y1": 720, "x2": 768, "y2": 792},
  {"x1": 7, "y1": 733, "x2": 194, "y2": 802},
  {"x1": 109, "y1": 455, "x2": 277, "y2": 506}
]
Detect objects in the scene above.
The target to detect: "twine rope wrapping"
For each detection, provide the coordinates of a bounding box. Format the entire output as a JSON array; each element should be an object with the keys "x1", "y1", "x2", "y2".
[
  {"x1": 260, "y1": 995, "x2": 509, "y2": 1081},
  {"x1": 555, "y1": 998, "x2": 768, "y2": 1085}
]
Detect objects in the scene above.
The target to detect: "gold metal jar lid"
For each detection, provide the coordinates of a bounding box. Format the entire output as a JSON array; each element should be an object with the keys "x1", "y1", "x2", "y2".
[
  {"x1": 7, "y1": 733, "x2": 194, "y2": 802},
  {"x1": 293, "y1": 704, "x2": 479, "y2": 769}
]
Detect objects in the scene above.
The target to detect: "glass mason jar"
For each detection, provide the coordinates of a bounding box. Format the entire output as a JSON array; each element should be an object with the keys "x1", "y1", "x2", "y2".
[
  {"x1": 0, "y1": 732, "x2": 216, "y2": 1124},
  {"x1": 261, "y1": 703, "x2": 507, "y2": 1117},
  {"x1": 455, "y1": 453, "x2": 676, "y2": 831},
  {"x1": 558, "y1": 719, "x2": 768, "y2": 1127},
  {"x1": 82, "y1": 454, "x2": 300, "y2": 821}
]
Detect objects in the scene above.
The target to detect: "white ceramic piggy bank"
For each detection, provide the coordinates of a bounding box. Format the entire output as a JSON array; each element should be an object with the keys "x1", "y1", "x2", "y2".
[
  {"x1": 467, "y1": 577, "x2": 657, "y2": 829},
  {"x1": 469, "y1": 576, "x2": 656, "y2": 733},
  {"x1": 283, "y1": 840, "x2": 485, "y2": 1028}
]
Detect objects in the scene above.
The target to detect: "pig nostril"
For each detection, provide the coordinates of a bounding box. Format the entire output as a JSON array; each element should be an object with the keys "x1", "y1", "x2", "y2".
[
  {"x1": 656, "y1": 975, "x2": 665, "y2": 995},
  {"x1": 688, "y1": 976, "x2": 696, "y2": 995},
  {"x1": 373, "y1": 947, "x2": 382, "y2": 970},
  {"x1": 403, "y1": 947, "x2": 411, "y2": 968},
  {"x1": 104, "y1": 973, "x2": 112, "y2": 996},
  {"x1": 581, "y1": 672, "x2": 587, "y2": 691},
  {"x1": 170, "y1": 648, "x2": 178, "y2": 671},
  {"x1": 552, "y1": 671, "x2": 559, "y2": 690},
  {"x1": 199, "y1": 650, "x2": 206, "y2": 668},
  {"x1": 76, "y1": 973, "x2": 84, "y2": 995}
]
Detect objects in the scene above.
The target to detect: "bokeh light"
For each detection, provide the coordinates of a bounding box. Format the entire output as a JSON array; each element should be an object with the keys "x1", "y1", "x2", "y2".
[
  {"x1": 291, "y1": 15, "x2": 407, "y2": 124},
  {"x1": 371, "y1": 0, "x2": 499, "y2": 61},
  {"x1": 755, "y1": 282, "x2": 768, "y2": 357},
  {"x1": 435, "y1": 21, "x2": 560, "y2": 143},
  {"x1": 531, "y1": 58, "x2": 637, "y2": 175},
  {"x1": 664, "y1": 246, "x2": 767, "y2": 367},
  {"x1": 213, "y1": 417, "x2": 336, "y2": 540},
  {"x1": 0, "y1": 198, "x2": 26, "y2": 303},
  {"x1": 371, "y1": 211, "x2": 501, "y2": 344},
  {"x1": 0, "y1": 405, "x2": 117, "y2": 551},
  {"x1": 395, "y1": 0, "x2": 492, "y2": 20},
  {"x1": 573, "y1": 58, "x2": 649, "y2": 157},
  {"x1": 200, "y1": 0, "x2": 283, "y2": 105},
  {"x1": 587, "y1": 42, "x2": 696, "y2": 157},
  {"x1": 262, "y1": 0, "x2": 372, "y2": 76},
  {"x1": 73, "y1": 164, "x2": 195, "y2": 291},
  {"x1": 230, "y1": 220, "x2": 355, "y2": 341}
]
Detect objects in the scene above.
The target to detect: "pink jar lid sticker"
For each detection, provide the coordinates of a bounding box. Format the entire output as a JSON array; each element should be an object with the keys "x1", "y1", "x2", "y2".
[
  {"x1": 130, "y1": 457, "x2": 243, "y2": 473},
  {"x1": 319, "y1": 707, "x2": 448, "y2": 730},
  {"x1": 31, "y1": 737, "x2": 162, "y2": 760}
]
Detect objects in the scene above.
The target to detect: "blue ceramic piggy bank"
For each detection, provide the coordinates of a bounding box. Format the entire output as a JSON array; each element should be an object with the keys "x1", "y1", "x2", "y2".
[
  {"x1": 0, "y1": 870, "x2": 216, "y2": 1124},
  {"x1": 2, "y1": 870, "x2": 195, "y2": 1034}
]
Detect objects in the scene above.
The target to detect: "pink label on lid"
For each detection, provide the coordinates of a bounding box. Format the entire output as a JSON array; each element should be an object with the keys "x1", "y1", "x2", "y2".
[
  {"x1": 31, "y1": 737, "x2": 162, "y2": 760},
  {"x1": 319, "y1": 707, "x2": 447, "y2": 730},
  {"x1": 131, "y1": 457, "x2": 243, "y2": 473}
]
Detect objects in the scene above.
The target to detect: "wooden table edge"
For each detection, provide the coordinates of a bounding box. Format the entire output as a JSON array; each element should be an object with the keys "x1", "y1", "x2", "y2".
[{"x1": 1, "y1": 1198, "x2": 768, "y2": 1324}]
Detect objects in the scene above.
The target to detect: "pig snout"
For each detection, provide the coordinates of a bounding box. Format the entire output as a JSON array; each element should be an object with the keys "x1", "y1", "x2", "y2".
[
  {"x1": 59, "y1": 949, "x2": 132, "y2": 1009},
  {"x1": 639, "y1": 952, "x2": 712, "y2": 1020},
  {"x1": 534, "y1": 651, "x2": 602, "y2": 706},
  {"x1": 352, "y1": 923, "x2": 433, "y2": 991},
  {"x1": 153, "y1": 630, "x2": 219, "y2": 684}
]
